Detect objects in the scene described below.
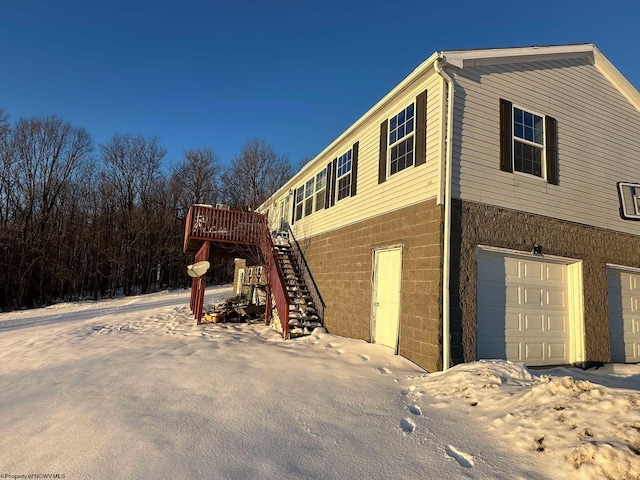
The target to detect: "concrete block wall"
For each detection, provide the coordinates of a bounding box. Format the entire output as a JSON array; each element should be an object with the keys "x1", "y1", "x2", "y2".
[{"x1": 298, "y1": 199, "x2": 444, "y2": 371}]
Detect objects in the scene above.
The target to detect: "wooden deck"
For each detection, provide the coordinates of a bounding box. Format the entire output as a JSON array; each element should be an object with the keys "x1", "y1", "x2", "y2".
[{"x1": 183, "y1": 205, "x2": 265, "y2": 259}]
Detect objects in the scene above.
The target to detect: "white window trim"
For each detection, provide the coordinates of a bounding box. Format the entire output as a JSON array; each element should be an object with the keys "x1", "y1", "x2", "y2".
[{"x1": 511, "y1": 104, "x2": 547, "y2": 181}]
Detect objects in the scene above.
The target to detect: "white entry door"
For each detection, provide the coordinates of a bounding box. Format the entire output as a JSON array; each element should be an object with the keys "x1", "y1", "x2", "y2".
[
  {"x1": 477, "y1": 250, "x2": 571, "y2": 366},
  {"x1": 372, "y1": 248, "x2": 402, "y2": 351},
  {"x1": 607, "y1": 267, "x2": 640, "y2": 363}
]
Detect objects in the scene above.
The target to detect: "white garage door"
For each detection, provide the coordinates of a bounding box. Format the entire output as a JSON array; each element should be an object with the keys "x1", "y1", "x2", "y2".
[
  {"x1": 477, "y1": 250, "x2": 570, "y2": 366},
  {"x1": 607, "y1": 267, "x2": 640, "y2": 363}
]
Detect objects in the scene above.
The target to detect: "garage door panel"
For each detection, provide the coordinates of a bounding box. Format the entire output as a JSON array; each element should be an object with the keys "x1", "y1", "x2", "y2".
[
  {"x1": 523, "y1": 287, "x2": 543, "y2": 307},
  {"x1": 525, "y1": 343, "x2": 544, "y2": 361},
  {"x1": 547, "y1": 343, "x2": 567, "y2": 361},
  {"x1": 547, "y1": 315, "x2": 567, "y2": 332},
  {"x1": 608, "y1": 268, "x2": 640, "y2": 363},
  {"x1": 546, "y1": 290, "x2": 566, "y2": 308},
  {"x1": 524, "y1": 314, "x2": 543, "y2": 332},
  {"x1": 477, "y1": 250, "x2": 571, "y2": 366},
  {"x1": 523, "y1": 263, "x2": 544, "y2": 281}
]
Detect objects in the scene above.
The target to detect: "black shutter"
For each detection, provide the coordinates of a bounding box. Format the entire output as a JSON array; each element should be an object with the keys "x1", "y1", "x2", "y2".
[
  {"x1": 545, "y1": 116, "x2": 558, "y2": 185},
  {"x1": 379, "y1": 120, "x2": 388, "y2": 183},
  {"x1": 329, "y1": 158, "x2": 337, "y2": 207},
  {"x1": 499, "y1": 98, "x2": 513, "y2": 173},
  {"x1": 324, "y1": 162, "x2": 332, "y2": 209},
  {"x1": 291, "y1": 190, "x2": 296, "y2": 225},
  {"x1": 415, "y1": 90, "x2": 427, "y2": 167},
  {"x1": 350, "y1": 141, "x2": 359, "y2": 197}
]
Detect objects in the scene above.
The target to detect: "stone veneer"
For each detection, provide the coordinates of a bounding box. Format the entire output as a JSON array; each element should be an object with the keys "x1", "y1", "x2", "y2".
[
  {"x1": 451, "y1": 199, "x2": 640, "y2": 367},
  {"x1": 297, "y1": 199, "x2": 444, "y2": 371}
]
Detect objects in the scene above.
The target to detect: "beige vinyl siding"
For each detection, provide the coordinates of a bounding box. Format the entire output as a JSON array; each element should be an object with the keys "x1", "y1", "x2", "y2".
[
  {"x1": 262, "y1": 70, "x2": 444, "y2": 240},
  {"x1": 453, "y1": 57, "x2": 640, "y2": 235}
]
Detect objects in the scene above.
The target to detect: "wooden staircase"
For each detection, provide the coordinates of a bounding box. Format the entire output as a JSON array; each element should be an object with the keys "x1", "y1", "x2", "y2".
[
  {"x1": 273, "y1": 235, "x2": 321, "y2": 336},
  {"x1": 183, "y1": 204, "x2": 323, "y2": 338}
]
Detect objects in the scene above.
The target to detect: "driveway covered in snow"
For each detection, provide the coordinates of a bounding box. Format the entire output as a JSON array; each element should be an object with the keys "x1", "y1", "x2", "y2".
[{"x1": 1, "y1": 286, "x2": 638, "y2": 479}]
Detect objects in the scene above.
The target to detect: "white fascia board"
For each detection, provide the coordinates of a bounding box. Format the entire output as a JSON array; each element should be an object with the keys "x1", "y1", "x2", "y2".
[
  {"x1": 258, "y1": 52, "x2": 441, "y2": 211},
  {"x1": 440, "y1": 44, "x2": 595, "y2": 69},
  {"x1": 592, "y1": 46, "x2": 640, "y2": 112}
]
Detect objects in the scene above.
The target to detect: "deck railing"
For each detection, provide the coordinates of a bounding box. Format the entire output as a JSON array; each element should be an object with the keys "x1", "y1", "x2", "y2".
[
  {"x1": 183, "y1": 204, "x2": 265, "y2": 252},
  {"x1": 286, "y1": 226, "x2": 325, "y2": 324}
]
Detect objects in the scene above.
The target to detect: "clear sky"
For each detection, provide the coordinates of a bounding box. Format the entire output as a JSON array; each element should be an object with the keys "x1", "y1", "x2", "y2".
[{"x1": 1, "y1": 0, "x2": 639, "y2": 172}]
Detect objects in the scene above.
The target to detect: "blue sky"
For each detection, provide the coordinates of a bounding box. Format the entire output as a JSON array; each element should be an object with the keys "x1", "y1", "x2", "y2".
[{"x1": 1, "y1": 0, "x2": 639, "y2": 172}]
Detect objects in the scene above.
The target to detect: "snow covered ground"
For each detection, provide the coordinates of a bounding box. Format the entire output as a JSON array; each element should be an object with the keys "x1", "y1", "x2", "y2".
[{"x1": 1, "y1": 285, "x2": 639, "y2": 479}]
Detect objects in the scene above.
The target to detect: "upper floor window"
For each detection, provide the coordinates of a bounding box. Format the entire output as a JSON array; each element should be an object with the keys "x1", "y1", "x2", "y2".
[
  {"x1": 513, "y1": 107, "x2": 544, "y2": 177},
  {"x1": 304, "y1": 177, "x2": 315, "y2": 216},
  {"x1": 378, "y1": 90, "x2": 427, "y2": 184},
  {"x1": 315, "y1": 170, "x2": 326, "y2": 210},
  {"x1": 336, "y1": 149, "x2": 352, "y2": 201},
  {"x1": 294, "y1": 186, "x2": 304, "y2": 221},
  {"x1": 500, "y1": 98, "x2": 558, "y2": 185},
  {"x1": 389, "y1": 103, "x2": 415, "y2": 176}
]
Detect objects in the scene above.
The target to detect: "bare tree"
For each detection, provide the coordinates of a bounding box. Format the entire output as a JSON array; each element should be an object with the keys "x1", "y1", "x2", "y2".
[
  {"x1": 171, "y1": 147, "x2": 221, "y2": 213},
  {"x1": 12, "y1": 116, "x2": 93, "y2": 231},
  {"x1": 220, "y1": 138, "x2": 292, "y2": 210},
  {"x1": 99, "y1": 133, "x2": 166, "y2": 212}
]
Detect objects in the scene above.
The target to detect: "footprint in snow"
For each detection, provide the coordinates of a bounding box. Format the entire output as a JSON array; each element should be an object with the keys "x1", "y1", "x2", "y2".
[
  {"x1": 376, "y1": 367, "x2": 392, "y2": 374},
  {"x1": 445, "y1": 445, "x2": 474, "y2": 468},
  {"x1": 359, "y1": 355, "x2": 369, "y2": 362},
  {"x1": 407, "y1": 405, "x2": 422, "y2": 416},
  {"x1": 400, "y1": 418, "x2": 415, "y2": 434}
]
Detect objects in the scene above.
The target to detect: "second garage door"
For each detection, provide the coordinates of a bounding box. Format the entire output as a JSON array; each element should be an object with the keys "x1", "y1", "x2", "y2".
[
  {"x1": 607, "y1": 266, "x2": 640, "y2": 363},
  {"x1": 477, "y1": 249, "x2": 571, "y2": 366}
]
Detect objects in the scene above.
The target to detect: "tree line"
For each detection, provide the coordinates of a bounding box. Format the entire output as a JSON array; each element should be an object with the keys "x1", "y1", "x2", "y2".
[{"x1": 0, "y1": 108, "x2": 293, "y2": 311}]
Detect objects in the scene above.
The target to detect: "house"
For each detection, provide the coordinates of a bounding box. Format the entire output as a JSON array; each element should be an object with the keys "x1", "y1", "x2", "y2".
[{"x1": 231, "y1": 44, "x2": 640, "y2": 373}]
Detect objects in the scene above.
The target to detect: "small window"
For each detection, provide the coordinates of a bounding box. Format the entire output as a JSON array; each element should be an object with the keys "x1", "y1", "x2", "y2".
[
  {"x1": 247, "y1": 267, "x2": 254, "y2": 282},
  {"x1": 513, "y1": 107, "x2": 545, "y2": 178},
  {"x1": 294, "y1": 186, "x2": 304, "y2": 221},
  {"x1": 256, "y1": 266, "x2": 263, "y2": 282},
  {"x1": 336, "y1": 149, "x2": 352, "y2": 201},
  {"x1": 304, "y1": 178, "x2": 315, "y2": 216},
  {"x1": 389, "y1": 103, "x2": 415, "y2": 175},
  {"x1": 315, "y1": 170, "x2": 326, "y2": 210}
]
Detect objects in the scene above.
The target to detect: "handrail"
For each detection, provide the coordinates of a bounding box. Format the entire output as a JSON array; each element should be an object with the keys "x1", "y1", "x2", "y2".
[
  {"x1": 259, "y1": 220, "x2": 291, "y2": 337},
  {"x1": 286, "y1": 225, "x2": 325, "y2": 324}
]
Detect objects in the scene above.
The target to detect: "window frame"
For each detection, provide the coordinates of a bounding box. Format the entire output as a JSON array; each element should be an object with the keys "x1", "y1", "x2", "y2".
[
  {"x1": 388, "y1": 102, "x2": 415, "y2": 177},
  {"x1": 294, "y1": 186, "x2": 304, "y2": 222},
  {"x1": 303, "y1": 177, "x2": 315, "y2": 217},
  {"x1": 511, "y1": 104, "x2": 547, "y2": 180},
  {"x1": 315, "y1": 169, "x2": 326, "y2": 211},
  {"x1": 335, "y1": 148, "x2": 352, "y2": 202}
]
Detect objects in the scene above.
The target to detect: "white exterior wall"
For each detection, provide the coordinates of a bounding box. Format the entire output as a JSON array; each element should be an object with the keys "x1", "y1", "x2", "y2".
[
  {"x1": 260, "y1": 69, "x2": 444, "y2": 240},
  {"x1": 453, "y1": 56, "x2": 640, "y2": 235}
]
